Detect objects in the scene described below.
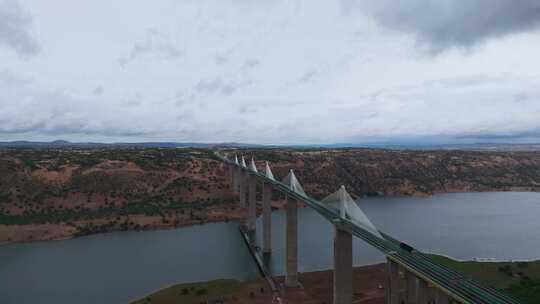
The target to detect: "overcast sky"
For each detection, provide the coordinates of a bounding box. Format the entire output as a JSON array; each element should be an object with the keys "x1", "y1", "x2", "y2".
[{"x1": 1, "y1": 0, "x2": 540, "y2": 144}]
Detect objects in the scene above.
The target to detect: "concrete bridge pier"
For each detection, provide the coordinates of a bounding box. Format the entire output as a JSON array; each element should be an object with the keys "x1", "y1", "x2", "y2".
[
  {"x1": 405, "y1": 270, "x2": 418, "y2": 304},
  {"x1": 429, "y1": 286, "x2": 439, "y2": 304},
  {"x1": 436, "y1": 290, "x2": 450, "y2": 304},
  {"x1": 262, "y1": 182, "x2": 272, "y2": 254},
  {"x1": 239, "y1": 170, "x2": 247, "y2": 208},
  {"x1": 333, "y1": 226, "x2": 353, "y2": 304},
  {"x1": 387, "y1": 259, "x2": 406, "y2": 304},
  {"x1": 235, "y1": 167, "x2": 242, "y2": 193},
  {"x1": 285, "y1": 194, "x2": 299, "y2": 287},
  {"x1": 417, "y1": 278, "x2": 429, "y2": 304},
  {"x1": 247, "y1": 175, "x2": 257, "y2": 234},
  {"x1": 228, "y1": 164, "x2": 235, "y2": 193}
]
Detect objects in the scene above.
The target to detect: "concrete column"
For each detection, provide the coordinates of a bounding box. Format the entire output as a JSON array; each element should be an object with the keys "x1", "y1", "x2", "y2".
[
  {"x1": 229, "y1": 165, "x2": 235, "y2": 192},
  {"x1": 417, "y1": 279, "x2": 429, "y2": 304},
  {"x1": 285, "y1": 195, "x2": 299, "y2": 287},
  {"x1": 262, "y1": 182, "x2": 272, "y2": 253},
  {"x1": 239, "y1": 170, "x2": 246, "y2": 208},
  {"x1": 235, "y1": 167, "x2": 241, "y2": 193},
  {"x1": 428, "y1": 286, "x2": 438, "y2": 304},
  {"x1": 436, "y1": 290, "x2": 449, "y2": 304},
  {"x1": 386, "y1": 259, "x2": 401, "y2": 304},
  {"x1": 333, "y1": 227, "x2": 353, "y2": 304},
  {"x1": 248, "y1": 175, "x2": 256, "y2": 232},
  {"x1": 229, "y1": 165, "x2": 238, "y2": 194},
  {"x1": 387, "y1": 259, "x2": 406, "y2": 304},
  {"x1": 405, "y1": 271, "x2": 417, "y2": 304}
]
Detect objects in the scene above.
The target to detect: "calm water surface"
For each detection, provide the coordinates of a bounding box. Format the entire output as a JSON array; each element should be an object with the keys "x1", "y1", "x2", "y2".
[
  {"x1": 1, "y1": 192, "x2": 540, "y2": 303},
  {"x1": 0, "y1": 222, "x2": 259, "y2": 304}
]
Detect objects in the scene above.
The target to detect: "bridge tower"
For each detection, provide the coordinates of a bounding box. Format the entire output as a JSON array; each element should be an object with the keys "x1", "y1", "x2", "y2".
[
  {"x1": 333, "y1": 223, "x2": 353, "y2": 304},
  {"x1": 282, "y1": 169, "x2": 304, "y2": 287},
  {"x1": 231, "y1": 155, "x2": 239, "y2": 193},
  {"x1": 247, "y1": 158, "x2": 258, "y2": 234},
  {"x1": 324, "y1": 186, "x2": 355, "y2": 304}
]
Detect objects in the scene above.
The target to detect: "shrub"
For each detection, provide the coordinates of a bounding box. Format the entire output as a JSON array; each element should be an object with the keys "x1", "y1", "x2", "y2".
[
  {"x1": 195, "y1": 288, "x2": 207, "y2": 295},
  {"x1": 498, "y1": 265, "x2": 513, "y2": 276}
]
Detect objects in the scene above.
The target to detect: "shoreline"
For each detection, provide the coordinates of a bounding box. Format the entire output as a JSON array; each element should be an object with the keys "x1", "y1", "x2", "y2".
[
  {"x1": 129, "y1": 263, "x2": 389, "y2": 304},
  {"x1": 1, "y1": 190, "x2": 539, "y2": 246},
  {"x1": 129, "y1": 256, "x2": 539, "y2": 304},
  {"x1": 0, "y1": 213, "x2": 244, "y2": 247}
]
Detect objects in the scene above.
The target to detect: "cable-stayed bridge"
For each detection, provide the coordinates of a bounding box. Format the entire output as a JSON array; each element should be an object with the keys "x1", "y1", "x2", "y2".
[{"x1": 214, "y1": 151, "x2": 519, "y2": 304}]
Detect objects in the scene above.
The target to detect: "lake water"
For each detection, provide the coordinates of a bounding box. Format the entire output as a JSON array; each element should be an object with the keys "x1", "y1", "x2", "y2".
[{"x1": 1, "y1": 192, "x2": 540, "y2": 303}]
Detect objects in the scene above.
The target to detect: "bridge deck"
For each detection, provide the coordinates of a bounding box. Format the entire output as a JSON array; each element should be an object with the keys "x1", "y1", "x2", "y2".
[{"x1": 215, "y1": 151, "x2": 519, "y2": 304}]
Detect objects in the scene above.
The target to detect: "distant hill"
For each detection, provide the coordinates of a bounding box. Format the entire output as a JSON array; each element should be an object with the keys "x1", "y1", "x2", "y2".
[
  {"x1": 1, "y1": 140, "x2": 539, "y2": 151},
  {"x1": 0, "y1": 140, "x2": 265, "y2": 149}
]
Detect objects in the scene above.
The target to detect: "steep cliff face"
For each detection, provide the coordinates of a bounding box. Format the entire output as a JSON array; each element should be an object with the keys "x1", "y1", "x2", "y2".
[{"x1": 246, "y1": 148, "x2": 540, "y2": 198}]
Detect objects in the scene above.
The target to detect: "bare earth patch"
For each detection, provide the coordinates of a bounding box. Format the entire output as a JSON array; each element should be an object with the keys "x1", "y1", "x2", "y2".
[{"x1": 0, "y1": 224, "x2": 77, "y2": 244}]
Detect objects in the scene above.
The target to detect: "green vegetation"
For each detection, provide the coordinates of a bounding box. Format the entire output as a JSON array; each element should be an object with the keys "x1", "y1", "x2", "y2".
[
  {"x1": 430, "y1": 254, "x2": 540, "y2": 303},
  {"x1": 0, "y1": 196, "x2": 233, "y2": 225}
]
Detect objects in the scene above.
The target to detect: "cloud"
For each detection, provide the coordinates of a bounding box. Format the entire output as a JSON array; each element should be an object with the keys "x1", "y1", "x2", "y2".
[
  {"x1": 1, "y1": 1, "x2": 540, "y2": 144},
  {"x1": 92, "y1": 85, "x2": 104, "y2": 96},
  {"x1": 192, "y1": 77, "x2": 253, "y2": 99},
  {"x1": 352, "y1": 0, "x2": 540, "y2": 53},
  {"x1": 0, "y1": 0, "x2": 39, "y2": 56},
  {"x1": 286, "y1": 66, "x2": 326, "y2": 88},
  {"x1": 244, "y1": 59, "x2": 260, "y2": 69},
  {"x1": 0, "y1": 71, "x2": 162, "y2": 138},
  {"x1": 119, "y1": 28, "x2": 183, "y2": 68}
]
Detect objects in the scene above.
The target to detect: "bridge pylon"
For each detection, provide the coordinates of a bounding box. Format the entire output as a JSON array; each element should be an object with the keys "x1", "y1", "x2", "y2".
[
  {"x1": 247, "y1": 171, "x2": 257, "y2": 232},
  {"x1": 264, "y1": 161, "x2": 275, "y2": 180},
  {"x1": 284, "y1": 193, "x2": 299, "y2": 287},
  {"x1": 249, "y1": 158, "x2": 258, "y2": 172},
  {"x1": 262, "y1": 179, "x2": 272, "y2": 254}
]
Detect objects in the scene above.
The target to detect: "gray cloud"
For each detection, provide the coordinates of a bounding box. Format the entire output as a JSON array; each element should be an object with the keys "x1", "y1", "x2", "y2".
[
  {"x1": 0, "y1": 0, "x2": 39, "y2": 56},
  {"x1": 193, "y1": 77, "x2": 253, "y2": 98},
  {"x1": 0, "y1": 71, "x2": 157, "y2": 138},
  {"x1": 352, "y1": 0, "x2": 540, "y2": 52},
  {"x1": 92, "y1": 85, "x2": 104, "y2": 96},
  {"x1": 286, "y1": 65, "x2": 326, "y2": 88},
  {"x1": 119, "y1": 28, "x2": 183, "y2": 68},
  {"x1": 194, "y1": 78, "x2": 237, "y2": 96},
  {"x1": 243, "y1": 58, "x2": 260, "y2": 69}
]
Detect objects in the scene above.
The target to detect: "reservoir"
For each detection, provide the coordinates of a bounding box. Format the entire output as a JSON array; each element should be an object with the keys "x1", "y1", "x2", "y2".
[{"x1": 1, "y1": 192, "x2": 540, "y2": 303}]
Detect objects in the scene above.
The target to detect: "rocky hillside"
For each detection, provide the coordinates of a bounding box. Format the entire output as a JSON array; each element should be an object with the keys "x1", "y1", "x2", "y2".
[
  {"x1": 1, "y1": 147, "x2": 540, "y2": 244},
  {"x1": 243, "y1": 148, "x2": 540, "y2": 199},
  {"x1": 0, "y1": 148, "x2": 236, "y2": 243}
]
